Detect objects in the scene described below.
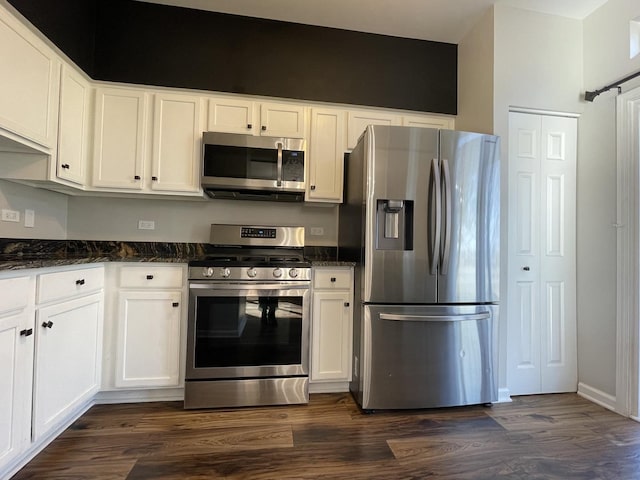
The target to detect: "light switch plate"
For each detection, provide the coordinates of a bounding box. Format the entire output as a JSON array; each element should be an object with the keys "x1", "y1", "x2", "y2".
[
  {"x1": 1, "y1": 209, "x2": 20, "y2": 222},
  {"x1": 24, "y1": 209, "x2": 35, "y2": 228},
  {"x1": 310, "y1": 227, "x2": 324, "y2": 236}
]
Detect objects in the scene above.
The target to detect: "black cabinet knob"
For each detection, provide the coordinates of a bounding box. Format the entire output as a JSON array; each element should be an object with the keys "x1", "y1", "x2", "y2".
[
  {"x1": 146, "y1": 274, "x2": 154, "y2": 280},
  {"x1": 42, "y1": 321, "x2": 53, "y2": 329},
  {"x1": 20, "y1": 328, "x2": 33, "y2": 337},
  {"x1": 76, "y1": 279, "x2": 85, "y2": 285},
  {"x1": 330, "y1": 277, "x2": 336, "y2": 282},
  {"x1": 310, "y1": 185, "x2": 316, "y2": 191},
  {"x1": 261, "y1": 125, "x2": 267, "y2": 131},
  {"x1": 61, "y1": 164, "x2": 70, "y2": 169},
  {"x1": 522, "y1": 266, "x2": 530, "y2": 271},
  {"x1": 172, "y1": 302, "x2": 179, "y2": 307},
  {"x1": 134, "y1": 175, "x2": 141, "y2": 180},
  {"x1": 344, "y1": 302, "x2": 350, "y2": 307},
  {"x1": 152, "y1": 176, "x2": 158, "y2": 181},
  {"x1": 247, "y1": 124, "x2": 252, "y2": 129}
]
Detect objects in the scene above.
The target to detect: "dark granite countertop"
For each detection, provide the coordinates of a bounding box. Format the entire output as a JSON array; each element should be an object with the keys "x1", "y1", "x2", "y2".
[{"x1": 0, "y1": 239, "x2": 351, "y2": 271}]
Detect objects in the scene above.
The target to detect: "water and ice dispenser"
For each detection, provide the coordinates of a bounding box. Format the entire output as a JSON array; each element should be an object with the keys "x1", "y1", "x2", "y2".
[{"x1": 376, "y1": 199, "x2": 413, "y2": 250}]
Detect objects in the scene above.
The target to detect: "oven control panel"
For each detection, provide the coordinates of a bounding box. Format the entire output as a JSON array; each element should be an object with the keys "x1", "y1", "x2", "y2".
[
  {"x1": 189, "y1": 266, "x2": 311, "y2": 282},
  {"x1": 241, "y1": 227, "x2": 277, "y2": 239}
]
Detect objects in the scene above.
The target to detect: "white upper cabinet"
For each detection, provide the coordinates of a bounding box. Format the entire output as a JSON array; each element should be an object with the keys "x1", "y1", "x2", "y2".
[
  {"x1": 92, "y1": 87, "x2": 148, "y2": 190},
  {"x1": 207, "y1": 97, "x2": 306, "y2": 138},
  {"x1": 259, "y1": 102, "x2": 306, "y2": 138},
  {"x1": 307, "y1": 107, "x2": 346, "y2": 203},
  {"x1": 57, "y1": 65, "x2": 91, "y2": 186},
  {"x1": 0, "y1": 7, "x2": 60, "y2": 150},
  {"x1": 151, "y1": 93, "x2": 203, "y2": 193},
  {"x1": 346, "y1": 109, "x2": 401, "y2": 149},
  {"x1": 402, "y1": 114, "x2": 454, "y2": 130},
  {"x1": 207, "y1": 97, "x2": 256, "y2": 135}
]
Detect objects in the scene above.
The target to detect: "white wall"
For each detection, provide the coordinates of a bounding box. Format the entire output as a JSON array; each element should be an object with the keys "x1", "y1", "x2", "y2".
[
  {"x1": 580, "y1": 0, "x2": 640, "y2": 397},
  {"x1": 457, "y1": 7, "x2": 494, "y2": 134},
  {"x1": 0, "y1": 180, "x2": 68, "y2": 239},
  {"x1": 487, "y1": 5, "x2": 584, "y2": 393},
  {"x1": 66, "y1": 195, "x2": 338, "y2": 245}
]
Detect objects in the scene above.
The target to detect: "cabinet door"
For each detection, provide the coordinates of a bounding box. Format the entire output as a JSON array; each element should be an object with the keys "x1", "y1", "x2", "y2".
[
  {"x1": 0, "y1": 10, "x2": 59, "y2": 148},
  {"x1": 207, "y1": 97, "x2": 256, "y2": 135},
  {"x1": 347, "y1": 110, "x2": 401, "y2": 149},
  {"x1": 57, "y1": 65, "x2": 90, "y2": 186},
  {"x1": 116, "y1": 291, "x2": 182, "y2": 388},
  {"x1": 93, "y1": 88, "x2": 147, "y2": 189},
  {"x1": 151, "y1": 93, "x2": 202, "y2": 192},
  {"x1": 33, "y1": 293, "x2": 103, "y2": 440},
  {"x1": 260, "y1": 103, "x2": 306, "y2": 138},
  {"x1": 402, "y1": 114, "x2": 454, "y2": 130},
  {"x1": 311, "y1": 290, "x2": 352, "y2": 382},
  {"x1": 0, "y1": 309, "x2": 33, "y2": 468},
  {"x1": 307, "y1": 108, "x2": 346, "y2": 203}
]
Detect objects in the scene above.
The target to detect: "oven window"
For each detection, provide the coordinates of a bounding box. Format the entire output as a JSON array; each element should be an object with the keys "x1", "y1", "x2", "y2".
[{"x1": 194, "y1": 295, "x2": 303, "y2": 368}]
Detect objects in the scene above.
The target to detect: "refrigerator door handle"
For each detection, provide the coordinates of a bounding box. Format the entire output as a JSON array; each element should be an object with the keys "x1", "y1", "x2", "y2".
[
  {"x1": 440, "y1": 158, "x2": 452, "y2": 274},
  {"x1": 379, "y1": 312, "x2": 490, "y2": 322},
  {"x1": 429, "y1": 158, "x2": 441, "y2": 275}
]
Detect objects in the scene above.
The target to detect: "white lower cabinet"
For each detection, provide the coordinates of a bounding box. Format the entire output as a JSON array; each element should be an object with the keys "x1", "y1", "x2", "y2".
[
  {"x1": 111, "y1": 264, "x2": 186, "y2": 390},
  {"x1": 33, "y1": 293, "x2": 102, "y2": 440},
  {"x1": 0, "y1": 276, "x2": 35, "y2": 471},
  {"x1": 310, "y1": 267, "x2": 354, "y2": 390},
  {"x1": 33, "y1": 266, "x2": 104, "y2": 441}
]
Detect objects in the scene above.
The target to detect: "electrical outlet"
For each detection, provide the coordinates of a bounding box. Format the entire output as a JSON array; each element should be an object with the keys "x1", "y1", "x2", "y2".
[
  {"x1": 138, "y1": 220, "x2": 155, "y2": 230},
  {"x1": 1, "y1": 209, "x2": 20, "y2": 222},
  {"x1": 24, "y1": 209, "x2": 35, "y2": 228},
  {"x1": 310, "y1": 227, "x2": 324, "y2": 236}
]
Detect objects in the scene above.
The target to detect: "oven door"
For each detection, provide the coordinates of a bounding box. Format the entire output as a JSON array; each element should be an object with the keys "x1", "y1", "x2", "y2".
[{"x1": 186, "y1": 282, "x2": 310, "y2": 380}]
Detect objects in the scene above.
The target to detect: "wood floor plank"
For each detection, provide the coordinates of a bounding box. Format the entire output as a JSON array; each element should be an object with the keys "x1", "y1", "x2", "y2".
[{"x1": 11, "y1": 393, "x2": 640, "y2": 480}]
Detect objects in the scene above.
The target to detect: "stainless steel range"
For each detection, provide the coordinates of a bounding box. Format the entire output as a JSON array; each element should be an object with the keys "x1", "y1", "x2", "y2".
[{"x1": 184, "y1": 224, "x2": 311, "y2": 409}]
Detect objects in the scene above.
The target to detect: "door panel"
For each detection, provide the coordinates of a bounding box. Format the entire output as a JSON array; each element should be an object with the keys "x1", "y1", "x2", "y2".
[
  {"x1": 438, "y1": 130, "x2": 500, "y2": 303},
  {"x1": 363, "y1": 126, "x2": 438, "y2": 304}
]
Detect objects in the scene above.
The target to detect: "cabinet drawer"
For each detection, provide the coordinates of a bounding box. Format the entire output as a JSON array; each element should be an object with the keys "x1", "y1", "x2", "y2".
[
  {"x1": 37, "y1": 266, "x2": 104, "y2": 304},
  {"x1": 313, "y1": 269, "x2": 352, "y2": 290},
  {"x1": 119, "y1": 265, "x2": 184, "y2": 289},
  {"x1": 0, "y1": 276, "x2": 31, "y2": 314}
]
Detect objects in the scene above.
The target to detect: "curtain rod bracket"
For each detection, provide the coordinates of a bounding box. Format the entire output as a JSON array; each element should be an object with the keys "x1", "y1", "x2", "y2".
[{"x1": 585, "y1": 70, "x2": 640, "y2": 102}]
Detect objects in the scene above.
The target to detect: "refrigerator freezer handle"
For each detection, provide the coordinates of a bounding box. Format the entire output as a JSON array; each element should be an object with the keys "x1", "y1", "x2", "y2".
[
  {"x1": 441, "y1": 158, "x2": 452, "y2": 275},
  {"x1": 429, "y1": 158, "x2": 441, "y2": 275},
  {"x1": 379, "y1": 312, "x2": 490, "y2": 322}
]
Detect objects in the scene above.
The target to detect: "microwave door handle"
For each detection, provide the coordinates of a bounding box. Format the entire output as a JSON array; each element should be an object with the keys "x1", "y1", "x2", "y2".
[{"x1": 277, "y1": 142, "x2": 283, "y2": 187}]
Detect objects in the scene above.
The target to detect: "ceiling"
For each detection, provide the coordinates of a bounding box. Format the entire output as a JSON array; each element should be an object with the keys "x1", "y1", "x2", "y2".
[{"x1": 135, "y1": 0, "x2": 609, "y2": 44}]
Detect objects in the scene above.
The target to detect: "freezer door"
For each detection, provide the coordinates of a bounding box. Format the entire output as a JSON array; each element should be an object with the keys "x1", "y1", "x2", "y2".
[
  {"x1": 438, "y1": 130, "x2": 500, "y2": 303},
  {"x1": 363, "y1": 126, "x2": 438, "y2": 304},
  {"x1": 352, "y1": 304, "x2": 498, "y2": 410}
]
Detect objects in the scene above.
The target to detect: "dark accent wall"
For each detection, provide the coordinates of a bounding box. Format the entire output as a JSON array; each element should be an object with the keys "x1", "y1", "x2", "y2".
[
  {"x1": 8, "y1": 0, "x2": 457, "y2": 114},
  {"x1": 8, "y1": 0, "x2": 98, "y2": 77}
]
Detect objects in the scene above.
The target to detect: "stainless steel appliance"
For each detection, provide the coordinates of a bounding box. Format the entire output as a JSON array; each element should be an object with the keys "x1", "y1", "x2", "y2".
[
  {"x1": 201, "y1": 132, "x2": 306, "y2": 201},
  {"x1": 339, "y1": 125, "x2": 500, "y2": 410},
  {"x1": 185, "y1": 225, "x2": 311, "y2": 409}
]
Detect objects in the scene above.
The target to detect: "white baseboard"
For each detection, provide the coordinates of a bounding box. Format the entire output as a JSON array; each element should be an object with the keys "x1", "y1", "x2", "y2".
[
  {"x1": 309, "y1": 382, "x2": 350, "y2": 394},
  {"x1": 94, "y1": 387, "x2": 184, "y2": 404},
  {"x1": 497, "y1": 387, "x2": 512, "y2": 403},
  {"x1": 577, "y1": 382, "x2": 617, "y2": 412}
]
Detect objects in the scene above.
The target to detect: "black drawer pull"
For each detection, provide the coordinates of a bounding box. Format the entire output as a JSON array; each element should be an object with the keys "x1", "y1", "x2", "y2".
[
  {"x1": 172, "y1": 302, "x2": 180, "y2": 307},
  {"x1": 247, "y1": 123, "x2": 252, "y2": 129},
  {"x1": 344, "y1": 302, "x2": 350, "y2": 307},
  {"x1": 261, "y1": 125, "x2": 267, "y2": 131},
  {"x1": 310, "y1": 185, "x2": 316, "y2": 191},
  {"x1": 20, "y1": 328, "x2": 33, "y2": 337},
  {"x1": 61, "y1": 163, "x2": 70, "y2": 169},
  {"x1": 42, "y1": 321, "x2": 53, "y2": 329},
  {"x1": 146, "y1": 274, "x2": 154, "y2": 280},
  {"x1": 152, "y1": 176, "x2": 158, "y2": 181},
  {"x1": 330, "y1": 277, "x2": 336, "y2": 282},
  {"x1": 76, "y1": 279, "x2": 85, "y2": 285}
]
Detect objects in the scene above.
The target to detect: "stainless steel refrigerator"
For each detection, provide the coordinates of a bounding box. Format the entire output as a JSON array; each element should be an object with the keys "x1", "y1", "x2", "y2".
[{"x1": 339, "y1": 125, "x2": 500, "y2": 410}]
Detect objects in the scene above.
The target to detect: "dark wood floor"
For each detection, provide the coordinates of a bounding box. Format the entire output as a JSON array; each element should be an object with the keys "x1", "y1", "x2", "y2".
[{"x1": 12, "y1": 393, "x2": 640, "y2": 479}]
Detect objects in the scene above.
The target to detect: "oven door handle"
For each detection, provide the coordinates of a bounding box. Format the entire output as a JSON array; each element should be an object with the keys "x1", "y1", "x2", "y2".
[{"x1": 189, "y1": 282, "x2": 310, "y2": 293}]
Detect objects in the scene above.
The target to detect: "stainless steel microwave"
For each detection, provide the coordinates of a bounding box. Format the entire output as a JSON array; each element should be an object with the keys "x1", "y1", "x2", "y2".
[{"x1": 201, "y1": 132, "x2": 306, "y2": 201}]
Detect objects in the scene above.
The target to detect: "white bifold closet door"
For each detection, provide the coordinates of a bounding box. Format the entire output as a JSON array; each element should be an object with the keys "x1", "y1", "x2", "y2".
[{"x1": 507, "y1": 111, "x2": 577, "y2": 396}]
